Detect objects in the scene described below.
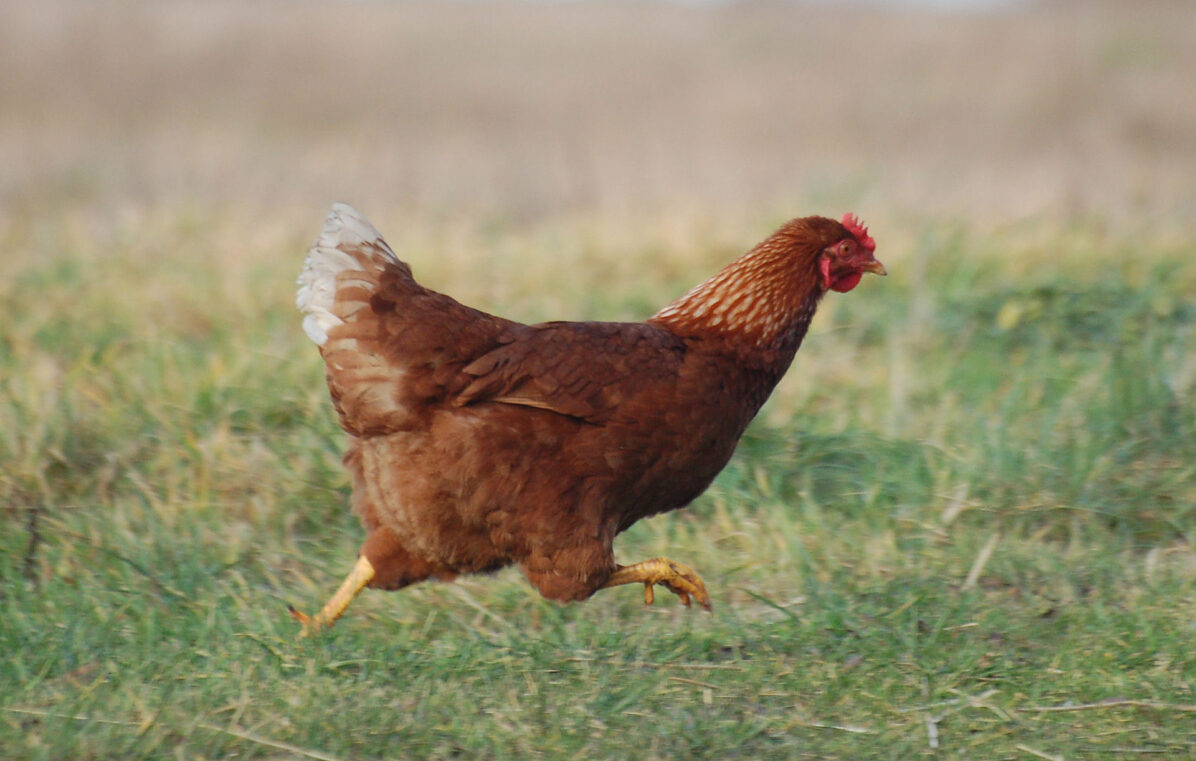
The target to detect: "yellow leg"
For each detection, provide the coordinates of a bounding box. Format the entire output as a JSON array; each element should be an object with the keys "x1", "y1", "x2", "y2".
[
  {"x1": 600, "y1": 557, "x2": 712, "y2": 611},
  {"x1": 288, "y1": 555, "x2": 375, "y2": 637}
]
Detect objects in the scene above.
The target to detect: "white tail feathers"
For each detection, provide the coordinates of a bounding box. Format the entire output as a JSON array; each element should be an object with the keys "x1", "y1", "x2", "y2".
[{"x1": 297, "y1": 203, "x2": 399, "y2": 346}]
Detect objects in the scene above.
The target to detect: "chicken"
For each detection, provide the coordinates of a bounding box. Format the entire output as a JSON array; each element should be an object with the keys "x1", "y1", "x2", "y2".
[{"x1": 289, "y1": 204, "x2": 884, "y2": 633}]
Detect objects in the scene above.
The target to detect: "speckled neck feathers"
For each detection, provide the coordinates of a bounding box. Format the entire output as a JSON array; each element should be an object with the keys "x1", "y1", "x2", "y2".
[{"x1": 650, "y1": 218, "x2": 836, "y2": 367}]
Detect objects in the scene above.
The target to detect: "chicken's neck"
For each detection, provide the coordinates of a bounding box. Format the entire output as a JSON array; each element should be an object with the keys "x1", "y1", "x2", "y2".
[{"x1": 649, "y1": 242, "x2": 825, "y2": 373}]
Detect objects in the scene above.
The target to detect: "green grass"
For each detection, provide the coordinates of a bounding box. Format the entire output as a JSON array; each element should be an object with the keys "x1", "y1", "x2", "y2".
[{"x1": 2, "y1": 206, "x2": 1195, "y2": 760}]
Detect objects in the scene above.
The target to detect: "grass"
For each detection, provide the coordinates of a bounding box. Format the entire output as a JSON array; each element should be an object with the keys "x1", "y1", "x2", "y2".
[{"x1": 1, "y1": 203, "x2": 1194, "y2": 760}]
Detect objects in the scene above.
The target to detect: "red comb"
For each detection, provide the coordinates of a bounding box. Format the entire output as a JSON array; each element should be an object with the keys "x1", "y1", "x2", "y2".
[{"x1": 841, "y1": 213, "x2": 875, "y2": 252}]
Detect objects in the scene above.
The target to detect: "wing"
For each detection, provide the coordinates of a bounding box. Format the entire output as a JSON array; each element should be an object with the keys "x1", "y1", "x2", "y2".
[
  {"x1": 323, "y1": 267, "x2": 529, "y2": 435},
  {"x1": 454, "y1": 321, "x2": 687, "y2": 423}
]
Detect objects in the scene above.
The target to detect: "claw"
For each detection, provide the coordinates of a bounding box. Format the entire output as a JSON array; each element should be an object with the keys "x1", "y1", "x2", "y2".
[
  {"x1": 601, "y1": 557, "x2": 712, "y2": 611},
  {"x1": 288, "y1": 604, "x2": 316, "y2": 638}
]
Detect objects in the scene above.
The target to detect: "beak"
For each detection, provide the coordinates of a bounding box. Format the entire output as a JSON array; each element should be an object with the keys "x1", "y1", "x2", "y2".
[{"x1": 860, "y1": 258, "x2": 887, "y2": 277}]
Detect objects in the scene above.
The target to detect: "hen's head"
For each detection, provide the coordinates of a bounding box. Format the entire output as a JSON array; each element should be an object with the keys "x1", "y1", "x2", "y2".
[
  {"x1": 818, "y1": 213, "x2": 886, "y2": 293},
  {"x1": 652, "y1": 211, "x2": 885, "y2": 352}
]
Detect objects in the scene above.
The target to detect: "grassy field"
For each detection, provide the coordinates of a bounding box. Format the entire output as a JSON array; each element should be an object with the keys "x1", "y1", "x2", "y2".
[
  {"x1": 3, "y1": 1, "x2": 1196, "y2": 759},
  {"x1": 2, "y1": 205, "x2": 1194, "y2": 760}
]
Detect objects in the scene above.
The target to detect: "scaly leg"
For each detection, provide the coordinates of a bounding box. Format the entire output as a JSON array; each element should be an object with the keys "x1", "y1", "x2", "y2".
[
  {"x1": 288, "y1": 555, "x2": 375, "y2": 637},
  {"x1": 600, "y1": 557, "x2": 712, "y2": 611}
]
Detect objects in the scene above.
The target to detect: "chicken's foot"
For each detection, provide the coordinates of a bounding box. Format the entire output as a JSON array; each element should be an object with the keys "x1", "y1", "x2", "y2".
[
  {"x1": 288, "y1": 554, "x2": 375, "y2": 637},
  {"x1": 601, "y1": 557, "x2": 712, "y2": 611}
]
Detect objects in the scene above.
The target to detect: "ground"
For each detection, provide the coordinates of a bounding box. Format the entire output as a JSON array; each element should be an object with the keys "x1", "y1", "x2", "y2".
[{"x1": 1, "y1": 2, "x2": 1194, "y2": 758}]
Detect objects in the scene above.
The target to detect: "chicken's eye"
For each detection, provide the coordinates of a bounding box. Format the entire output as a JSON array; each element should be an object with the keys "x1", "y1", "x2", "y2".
[{"x1": 840, "y1": 240, "x2": 856, "y2": 257}]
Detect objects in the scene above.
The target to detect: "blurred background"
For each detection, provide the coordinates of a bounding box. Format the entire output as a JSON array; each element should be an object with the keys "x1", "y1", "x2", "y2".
[
  {"x1": 3, "y1": 0, "x2": 1194, "y2": 231},
  {"x1": 3, "y1": 4, "x2": 1195, "y2": 756}
]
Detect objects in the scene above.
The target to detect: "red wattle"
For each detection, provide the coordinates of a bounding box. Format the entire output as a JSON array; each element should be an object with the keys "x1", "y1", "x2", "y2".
[{"x1": 831, "y1": 271, "x2": 863, "y2": 293}]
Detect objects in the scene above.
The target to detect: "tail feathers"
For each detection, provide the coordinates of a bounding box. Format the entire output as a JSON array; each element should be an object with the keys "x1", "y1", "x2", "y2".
[{"x1": 297, "y1": 203, "x2": 402, "y2": 346}]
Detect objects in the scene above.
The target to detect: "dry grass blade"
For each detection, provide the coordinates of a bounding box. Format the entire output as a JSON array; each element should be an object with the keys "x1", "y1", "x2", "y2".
[
  {"x1": 962, "y1": 532, "x2": 999, "y2": 590},
  {"x1": 926, "y1": 715, "x2": 940, "y2": 749},
  {"x1": 796, "y1": 721, "x2": 876, "y2": 735},
  {"x1": 668, "y1": 675, "x2": 719, "y2": 690},
  {"x1": 5, "y1": 706, "x2": 141, "y2": 728},
  {"x1": 194, "y1": 723, "x2": 355, "y2": 761},
  {"x1": 1021, "y1": 700, "x2": 1196, "y2": 714}
]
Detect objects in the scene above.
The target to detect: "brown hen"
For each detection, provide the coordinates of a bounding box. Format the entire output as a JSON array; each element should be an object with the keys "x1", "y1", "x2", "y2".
[{"x1": 290, "y1": 204, "x2": 884, "y2": 633}]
